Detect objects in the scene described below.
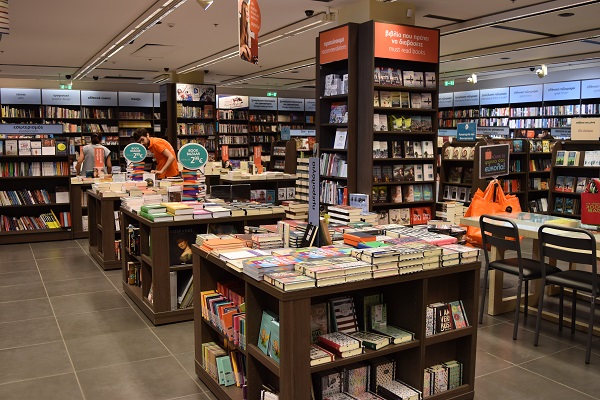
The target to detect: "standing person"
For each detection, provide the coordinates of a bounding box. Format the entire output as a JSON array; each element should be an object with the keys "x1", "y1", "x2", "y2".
[
  {"x1": 132, "y1": 128, "x2": 179, "y2": 179},
  {"x1": 75, "y1": 133, "x2": 112, "y2": 177}
]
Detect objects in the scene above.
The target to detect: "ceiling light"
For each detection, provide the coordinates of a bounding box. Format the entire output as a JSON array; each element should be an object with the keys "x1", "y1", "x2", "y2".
[
  {"x1": 558, "y1": 12, "x2": 575, "y2": 17},
  {"x1": 196, "y1": 0, "x2": 213, "y2": 10},
  {"x1": 467, "y1": 73, "x2": 477, "y2": 84},
  {"x1": 536, "y1": 64, "x2": 547, "y2": 78}
]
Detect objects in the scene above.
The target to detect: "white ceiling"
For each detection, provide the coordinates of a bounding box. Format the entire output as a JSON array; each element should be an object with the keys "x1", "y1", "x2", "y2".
[{"x1": 1, "y1": 0, "x2": 599, "y2": 93}]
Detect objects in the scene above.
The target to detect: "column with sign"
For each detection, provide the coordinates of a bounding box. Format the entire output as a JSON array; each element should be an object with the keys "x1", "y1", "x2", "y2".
[
  {"x1": 123, "y1": 143, "x2": 148, "y2": 181},
  {"x1": 178, "y1": 143, "x2": 209, "y2": 201}
]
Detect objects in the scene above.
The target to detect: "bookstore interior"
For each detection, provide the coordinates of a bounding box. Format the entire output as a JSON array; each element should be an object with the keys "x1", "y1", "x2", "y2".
[{"x1": 3, "y1": 1, "x2": 600, "y2": 400}]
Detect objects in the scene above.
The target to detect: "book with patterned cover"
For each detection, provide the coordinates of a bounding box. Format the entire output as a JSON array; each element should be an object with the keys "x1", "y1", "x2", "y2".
[
  {"x1": 449, "y1": 300, "x2": 468, "y2": 329},
  {"x1": 314, "y1": 369, "x2": 343, "y2": 397},
  {"x1": 311, "y1": 302, "x2": 330, "y2": 342},
  {"x1": 344, "y1": 363, "x2": 370, "y2": 395},
  {"x1": 323, "y1": 394, "x2": 355, "y2": 400},
  {"x1": 367, "y1": 357, "x2": 395, "y2": 393},
  {"x1": 433, "y1": 365, "x2": 449, "y2": 394},
  {"x1": 444, "y1": 360, "x2": 462, "y2": 389},
  {"x1": 353, "y1": 392, "x2": 385, "y2": 399},
  {"x1": 426, "y1": 305, "x2": 435, "y2": 336},
  {"x1": 330, "y1": 296, "x2": 359, "y2": 333},
  {"x1": 310, "y1": 344, "x2": 335, "y2": 366},
  {"x1": 317, "y1": 332, "x2": 361, "y2": 352},
  {"x1": 423, "y1": 369, "x2": 431, "y2": 397},
  {"x1": 377, "y1": 380, "x2": 421, "y2": 400}
]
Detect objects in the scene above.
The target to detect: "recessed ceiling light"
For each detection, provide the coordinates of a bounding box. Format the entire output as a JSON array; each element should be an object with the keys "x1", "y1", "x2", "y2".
[
  {"x1": 558, "y1": 12, "x2": 574, "y2": 17},
  {"x1": 501, "y1": 57, "x2": 510, "y2": 60}
]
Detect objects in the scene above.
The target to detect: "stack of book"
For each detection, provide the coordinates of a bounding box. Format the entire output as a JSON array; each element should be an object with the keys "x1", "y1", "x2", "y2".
[
  {"x1": 426, "y1": 300, "x2": 470, "y2": 336},
  {"x1": 424, "y1": 360, "x2": 464, "y2": 396},
  {"x1": 282, "y1": 201, "x2": 308, "y2": 220},
  {"x1": 251, "y1": 232, "x2": 284, "y2": 250},
  {"x1": 328, "y1": 205, "x2": 363, "y2": 225}
]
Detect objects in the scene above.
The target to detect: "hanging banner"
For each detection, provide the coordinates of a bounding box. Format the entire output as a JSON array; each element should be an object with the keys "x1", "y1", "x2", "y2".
[
  {"x1": 373, "y1": 22, "x2": 439, "y2": 63},
  {"x1": 238, "y1": 0, "x2": 261, "y2": 64},
  {"x1": 319, "y1": 25, "x2": 349, "y2": 65}
]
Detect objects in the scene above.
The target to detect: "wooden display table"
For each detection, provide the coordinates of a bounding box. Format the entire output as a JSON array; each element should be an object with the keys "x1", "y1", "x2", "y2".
[
  {"x1": 70, "y1": 181, "x2": 93, "y2": 239},
  {"x1": 87, "y1": 190, "x2": 123, "y2": 271},
  {"x1": 193, "y1": 247, "x2": 480, "y2": 400}
]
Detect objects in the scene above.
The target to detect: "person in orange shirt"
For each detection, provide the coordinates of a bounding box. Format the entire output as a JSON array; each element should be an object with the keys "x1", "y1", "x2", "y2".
[{"x1": 133, "y1": 128, "x2": 179, "y2": 179}]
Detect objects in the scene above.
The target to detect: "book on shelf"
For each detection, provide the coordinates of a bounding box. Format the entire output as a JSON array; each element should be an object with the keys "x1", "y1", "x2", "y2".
[
  {"x1": 424, "y1": 71, "x2": 436, "y2": 88},
  {"x1": 409, "y1": 93, "x2": 422, "y2": 109},
  {"x1": 346, "y1": 331, "x2": 390, "y2": 350},
  {"x1": 379, "y1": 68, "x2": 391, "y2": 85},
  {"x1": 373, "y1": 91, "x2": 380, "y2": 107},
  {"x1": 379, "y1": 91, "x2": 392, "y2": 108},
  {"x1": 257, "y1": 310, "x2": 278, "y2": 354},
  {"x1": 330, "y1": 296, "x2": 359, "y2": 333},
  {"x1": 310, "y1": 344, "x2": 335, "y2": 366},
  {"x1": 317, "y1": 331, "x2": 361, "y2": 353},
  {"x1": 333, "y1": 129, "x2": 348, "y2": 150},
  {"x1": 329, "y1": 103, "x2": 348, "y2": 124},
  {"x1": 402, "y1": 71, "x2": 414, "y2": 87}
]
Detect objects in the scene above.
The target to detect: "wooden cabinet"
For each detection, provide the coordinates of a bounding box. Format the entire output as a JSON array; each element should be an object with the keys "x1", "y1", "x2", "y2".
[
  {"x1": 70, "y1": 182, "x2": 92, "y2": 239},
  {"x1": 87, "y1": 190, "x2": 122, "y2": 270}
]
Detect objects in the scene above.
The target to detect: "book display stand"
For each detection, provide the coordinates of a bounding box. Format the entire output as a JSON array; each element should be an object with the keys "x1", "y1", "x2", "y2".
[{"x1": 87, "y1": 190, "x2": 122, "y2": 271}]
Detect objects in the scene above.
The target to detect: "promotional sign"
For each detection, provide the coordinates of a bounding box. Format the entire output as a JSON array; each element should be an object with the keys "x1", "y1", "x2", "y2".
[
  {"x1": 319, "y1": 25, "x2": 349, "y2": 64},
  {"x1": 175, "y1": 84, "x2": 215, "y2": 102},
  {"x1": 571, "y1": 118, "x2": 600, "y2": 141},
  {"x1": 290, "y1": 129, "x2": 316, "y2": 137},
  {"x1": 249, "y1": 96, "x2": 277, "y2": 110},
  {"x1": 308, "y1": 157, "x2": 320, "y2": 227},
  {"x1": 118, "y1": 92, "x2": 153, "y2": 107},
  {"x1": 277, "y1": 98, "x2": 304, "y2": 112},
  {"x1": 0, "y1": 124, "x2": 62, "y2": 135},
  {"x1": 438, "y1": 93, "x2": 453, "y2": 108},
  {"x1": 81, "y1": 91, "x2": 117, "y2": 107},
  {"x1": 456, "y1": 123, "x2": 476, "y2": 141},
  {"x1": 479, "y1": 144, "x2": 510, "y2": 179},
  {"x1": 438, "y1": 129, "x2": 457, "y2": 137},
  {"x1": 218, "y1": 95, "x2": 249, "y2": 109},
  {"x1": 253, "y1": 145, "x2": 262, "y2": 168},
  {"x1": 581, "y1": 79, "x2": 600, "y2": 99},
  {"x1": 509, "y1": 84, "x2": 543, "y2": 103},
  {"x1": 453, "y1": 90, "x2": 479, "y2": 107},
  {"x1": 178, "y1": 143, "x2": 208, "y2": 170},
  {"x1": 543, "y1": 81, "x2": 580, "y2": 101},
  {"x1": 479, "y1": 88, "x2": 509, "y2": 105},
  {"x1": 477, "y1": 126, "x2": 510, "y2": 137},
  {"x1": 0, "y1": 88, "x2": 41, "y2": 105},
  {"x1": 238, "y1": 0, "x2": 261, "y2": 64},
  {"x1": 305, "y1": 99, "x2": 316, "y2": 112},
  {"x1": 221, "y1": 145, "x2": 229, "y2": 162},
  {"x1": 42, "y1": 89, "x2": 81, "y2": 106},
  {"x1": 374, "y1": 22, "x2": 439, "y2": 63},
  {"x1": 123, "y1": 143, "x2": 147, "y2": 163},
  {"x1": 551, "y1": 128, "x2": 571, "y2": 139},
  {"x1": 280, "y1": 126, "x2": 291, "y2": 141}
]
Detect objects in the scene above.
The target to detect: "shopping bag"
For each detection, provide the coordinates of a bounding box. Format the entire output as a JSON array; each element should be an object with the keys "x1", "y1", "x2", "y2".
[{"x1": 580, "y1": 178, "x2": 600, "y2": 225}]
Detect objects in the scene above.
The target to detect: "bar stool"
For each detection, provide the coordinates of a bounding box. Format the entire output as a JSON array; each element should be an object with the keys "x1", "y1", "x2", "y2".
[
  {"x1": 534, "y1": 224, "x2": 598, "y2": 364},
  {"x1": 479, "y1": 215, "x2": 561, "y2": 340}
]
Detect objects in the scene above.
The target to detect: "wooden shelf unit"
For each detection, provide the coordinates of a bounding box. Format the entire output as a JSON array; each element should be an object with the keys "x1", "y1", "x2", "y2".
[
  {"x1": 69, "y1": 181, "x2": 92, "y2": 239},
  {"x1": 192, "y1": 248, "x2": 480, "y2": 400},
  {"x1": 121, "y1": 208, "x2": 285, "y2": 325},
  {"x1": 87, "y1": 190, "x2": 122, "y2": 270},
  {"x1": 219, "y1": 177, "x2": 297, "y2": 205}
]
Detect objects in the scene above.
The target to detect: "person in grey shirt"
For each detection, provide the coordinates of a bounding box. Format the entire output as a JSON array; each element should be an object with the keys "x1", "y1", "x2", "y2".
[{"x1": 75, "y1": 133, "x2": 112, "y2": 176}]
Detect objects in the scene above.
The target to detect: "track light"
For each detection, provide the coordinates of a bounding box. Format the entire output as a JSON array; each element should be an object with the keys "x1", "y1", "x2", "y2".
[
  {"x1": 467, "y1": 73, "x2": 477, "y2": 84},
  {"x1": 536, "y1": 64, "x2": 547, "y2": 78},
  {"x1": 196, "y1": 0, "x2": 213, "y2": 10}
]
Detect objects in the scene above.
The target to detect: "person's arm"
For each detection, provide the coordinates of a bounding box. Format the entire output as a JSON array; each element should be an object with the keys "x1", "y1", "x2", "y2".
[
  {"x1": 75, "y1": 148, "x2": 85, "y2": 175},
  {"x1": 153, "y1": 148, "x2": 176, "y2": 176},
  {"x1": 106, "y1": 156, "x2": 113, "y2": 173}
]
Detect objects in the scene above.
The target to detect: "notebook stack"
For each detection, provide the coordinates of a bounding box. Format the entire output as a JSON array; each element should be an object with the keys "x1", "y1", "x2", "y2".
[{"x1": 251, "y1": 232, "x2": 284, "y2": 250}]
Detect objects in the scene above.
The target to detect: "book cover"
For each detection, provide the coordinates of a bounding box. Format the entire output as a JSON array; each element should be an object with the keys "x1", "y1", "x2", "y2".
[
  {"x1": 404, "y1": 141, "x2": 415, "y2": 158},
  {"x1": 391, "y1": 141, "x2": 403, "y2": 158},
  {"x1": 413, "y1": 184, "x2": 423, "y2": 201},
  {"x1": 400, "y1": 92, "x2": 410, "y2": 108},
  {"x1": 314, "y1": 369, "x2": 343, "y2": 397},
  {"x1": 373, "y1": 165, "x2": 382, "y2": 183},
  {"x1": 414, "y1": 164, "x2": 424, "y2": 181},
  {"x1": 435, "y1": 303, "x2": 454, "y2": 333},
  {"x1": 168, "y1": 227, "x2": 195, "y2": 266},
  {"x1": 447, "y1": 167, "x2": 463, "y2": 183},
  {"x1": 374, "y1": 67, "x2": 381, "y2": 84},
  {"x1": 367, "y1": 358, "x2": 396, "y2": 393},
  {"x1": 390, "y1": 68, "x2": 401, "y2": 85},
  {"x1": 413, "y1": 71, "x2": 424, "y2": 87},
  {"x1": 333, "y1": 130, "x2": 348, "y2": 149},
  {"x1": 330, "y1": 296, "x2": 359, "y2": 333},
  {"x1": 421, "y1": 141, "x2": 434, "y2": 158},
  {"x1": 379, "y1": 68, "x2": 391, "y2": 85},
  {"x1": 410, "y1": 207, "x2": 423, "y2": 225},
  {"x1": 378, "y1": 186, "x2": 388, "y2": 203},
  {"x1": 330, "y1": 102, "x2": 348, "y2": 124},
  {"x1": 258, "y1": 310, "x2": 278, "y2": 354},
  {"x1": 402, "y1": 185, "x2": 414, "y2": 202},
  {"x1": 391, "y1": 186, "x2": 403, "y2": 203},
  {"x1": 411, "y1": 115, "x2": 422, "y2": 132},
  {"x1": 425, "y1": 164, "x2": 434, "y2": 181},
  {"x1": 311, "y1": 303, "x2": 330, "y2": 342},
  {"x1": 409, "y1": 93, "x2": 422, "y2": 109},
  {"x1": 318, "y1": 331, "x2": 361, "y2": 352},
  {"x1": 18, "y1": 140, "x2": 31, "y2": 155},
  {"x1": 381, "y1": 165, "x2": 393, "y2": 183},
  {"x1": 421, "y1": 93, "x2": 433, "y2": 109},
  {"x1": 391, "y1": 92, "x2": 401, "y2": 108},
  {"x1": 422, "y1": 184, "x2": 433, "y2": 201},
  {"x1": 373, "y1": 91, "x2": 380, "y2": 107},
  {"x1": 379, "y1": 91, "x2": 392, "y2": 107},
  {"x1": 449, "y1": 300, "x2": 468, "y2": 329},
  {"x1": 555, "y1": 150, "x2": 566, "y2": 166},
  {"x1": 310, "y1": 344, "x2": 335, "y2": 366},
  {"x1": 403, "y1": 165, "x2": 415, "y2": 181},
  {"x1": 393, "y1": 165, "x2": 404, "y2": 181},
  {"x1": 424, "y1": 71, "x2": 437, "y2": 88},
  {"x1": 344, "y1": 363, "x2": 371, "y2": 395},
  {"x1": 268, "y1": 320, "x2": 280, "y2": 363},
  {"x1": 399, "y1": 208, "x2": 410, "y2": 225},
  {"x1": 402, "y1": 71, "x2": 414, "y2": 87}
]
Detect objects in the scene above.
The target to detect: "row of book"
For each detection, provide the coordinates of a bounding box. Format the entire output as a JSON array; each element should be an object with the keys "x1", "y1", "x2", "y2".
[
  {"x1": 201, "y1": 283, "x2": 246, "y2": 348},
  {"x1": 496, "y1": 178, "x2": 521, "y2": 193},
  {"x1": 446, "y1": 166, "x2": 473, "y2": 184},
  {"x1": 374, "y1": 140, "x2": 435, "y2": 159},
  {"x1": 320, "y1": 152, "x2": 348, "y2": 178},
  {"x1": 529, "y1": 158, "x2": 552, "y2": 171},
  {"x1": 0, "y1": 189, "x2": 52, "y2": 206},
  {"x1": 529, "y1": 177, "x2": 549, "y2": 190},
  {"x1": 391, "y1": 184, "x2": 434, "y2": 203},
  {"x1": 218, "y1": 109, "x2": 248, "y2": 120},
  {"x1": 1, "y1": 138, "x2": 68, "y2": 156},
  {"x1": 257, "y1": 310, "x2": 280, "y2": 363},
  {"x1": 373, "y1": 164, "x2": 435, "y2": 183},
  {"x1": 443, "y1": 146, "x2": 475, "y2": 161},
  {"x1": 99, "y1": 135, "x2": 119, "y2": 144},
  {"x1": 510, "y1": 104, "x2": 581, "y2": 117},
  {"x1": 558, "y1": 150, "x2": 600, "y2": 167},
  {"x1": 554, "y1": 197, "x2": 580, "y2": 215},
  {"x1": 219, "y1": 135, "x2": 248, "y2": 144},
  {"x1": 0, "y1": 161, "x2": 70, "y2": 177},
  {"x1": 555, "y1": 175, "x2": 590, "y2": 193},
  {"x1": 508, "y1": 117, "x2": 570, "y2": 129},
  {"x1": 176, "y1": 104, "x2": 214, "y2": 118},
  {"x1": 201, "y1": 342, "x2": 246, "y2": 388},
  {"x1": 528, "y1": 198, "x2": 549, "y2": 213},
  {"x1": 324, "y1": 73, "x2": 349, "y2": 97},
  {"x1": 374, "y1": 68, "x2": 436, "y2": 88},
  {"x1": 509, "y1": 159, "x2": 523, "y2": 172},
  {"x1": 374, "y1": 91, "x2": 432, "y2": 109},
  {"x1": 83, "y1": 123, "x2": 118, "y2": 133},
  {"x1": 425, "y1": 300, "x2": 469, "y2": 336},
  {"x1": 374, "y1": 114, "x2": 433, "y2": 133},
  {"x1": 218, "y1": 124, "x2": 248, "y2": 134},
  {"x1": 480, "y1": 107, "x2": 510, "y2": 117},
  {"x1": 139, "y1": 201, "x2": 285, "y2": 223},
  {"x1": 424, "y1": 360, "x2": 464, "y2": 397},
  {"x1": 441, "y1": 186, "x2": 472, "y2": 204},
  {"x1": 170, "y1": 271, "x2": 194, "y2": 310},
  {"x1": 1, "y1": 105, "x2": 42, "y2": 118},
  {"x1": 0, "y1": 211, "x2": 64, "y2": 232},
  {"x1": 330, "y1": 102, "x2": 349, "y2": 124},
  {"x1": 321, "y1": 181, "x2": 347, "y2": 205},
  {"x1": 126, "y1": 261, "x2": 142, "y2": 288},
  {"x1": 176, "y1": 122, "x2": 215, "y2": 135}
]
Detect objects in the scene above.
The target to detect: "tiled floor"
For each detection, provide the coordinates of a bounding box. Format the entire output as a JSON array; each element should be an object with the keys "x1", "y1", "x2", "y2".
[{"x1": 0, "y1": 239, "x2": 599, "y2": 399}]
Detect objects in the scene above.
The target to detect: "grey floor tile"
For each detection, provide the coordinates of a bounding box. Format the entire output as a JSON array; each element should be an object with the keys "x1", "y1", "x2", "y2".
[
  {"x1": 38, "y1": 255, "x2": 100, "y2": 270},
  {"x1": 66, "y1": 328, "x2": 170, "y2": 371},
  {"x1": 33, "y1": 246, "x2": 87, "y2": 259},
  {"x1": 0, "y1": 317, "x2": 62, "y2": 350},
  {"x1": 167, "y1": 393, "x2": 216, "y2": 400},
  {"x1": 57, "y1": 307, "x2": 148, "y2": 340},
  {"x1": 151, "y1": 321, "x2": 195, "y2": 355},
  {"x1": 123, "y1": 294, "x2": 155, "y2": 328},
  {"x1": 474, "y1": 366, "x2": 594, "y2": 400},
  {"x1": 0, "y1": 251, "x2": 34, "y2": 264},
  {"x1": 521, "y1": 346, "x2": 600, "y2": 397},
  {"x1": 0, "y1": 282, "x2": 47, "y2": 303},
  {"x1": 0, "y1": 243, "x2": 32, "y2": 254},
  {"x1": 31, "y1": 240, "x2": 82, "y2": 250},
  {"x1": 174, "y1": 351, "x2": 197, "y2": 377},
  {"x1": 0, "y1": 373, "x2": 84, "y2": 400},
  {"x1": 76, "y1": 239, "x2": 89, "y2": 247},
  {"x1": 0, "y1": 270, "x2": 41, "y2": 287},
  {"x1": 0, "y1": 298, "x2": 53, "y2": 323},
  {"x1": 0, "y1": 341, "x2": 73, "y2": 385},
  {"x1": 45, "y1": 276, "x2": 114, "y2": 297},
  {"x1": 105, "y1": 270, "x2": 124, "y2": 289},
  {"x1": 50, "y1": 290, "x2": 129, "y2": 316},
  {"x1": 77, "y1": 356, "x2": 202, "y2": 400},
  {"x1": 476, "y1": 322, "x2": 573, "y2": 365},
  {"x1": 474, "y1": 349, "x2": 514, "y2": 377},
  {"x1": 0, "y1": 259, "x2": 37, "y2": 274},
  {"x1": 39, "y1": 263, "x2": 104, "y2": 283}
]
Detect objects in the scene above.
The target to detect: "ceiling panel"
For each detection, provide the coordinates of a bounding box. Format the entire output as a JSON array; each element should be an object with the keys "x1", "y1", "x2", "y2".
[{"x1": 440, "y1": 27, "x2": 541, "y2": 56}]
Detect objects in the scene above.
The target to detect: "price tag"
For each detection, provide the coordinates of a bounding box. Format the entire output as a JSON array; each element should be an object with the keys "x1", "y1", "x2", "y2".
[
  {"x1": 123, "y1": 143, "x2": 147, "y2": 163},
  {"x1": 178, "y1": 143, "x2": 208, "y2": 170}
]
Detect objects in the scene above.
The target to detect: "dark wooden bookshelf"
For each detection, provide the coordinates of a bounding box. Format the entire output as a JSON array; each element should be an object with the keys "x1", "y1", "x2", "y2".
[
  {"x1": 87, "y1": 190, "x2": 122, "y2": 271},
  {"x1": 70, "y1": 181, "x2": 92, "y2": 239}
]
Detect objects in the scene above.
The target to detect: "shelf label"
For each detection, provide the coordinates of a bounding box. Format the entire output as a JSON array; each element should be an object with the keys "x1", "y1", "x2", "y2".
[
  {"x1": 308, "y1": 157, "x2": 320, "y2": 227},
  {"x1": 42, "y1": 89, "x2": 81, "y2": 106},
  {"x1": 290, "y1": 129, "x2": 316, "y2": 137},
  {"x1": 319, "y1": 25, "x2": 349, "y2": 64},
  {"x1": 479, "y1": 88, "x2": 509, "y2": 105},
  {"x1": 456, "y1": 123, "x2": 476, "y2": 141},
  {"x1": 550, "y1": 128, "x2": 571, "y2": 138},
  {"x1": 477, "y1": 126, "x2": 510, "y2": 136},
  {"x1": 571, "y1": 118, "x2": 600, "y2": 141},
  {"x1": 0, "y1": 124, "x2": 62, "y2": 134},
  {"x1": 278, "y1": 98, "x2": 304, "y2": 111},
  {"x1": 218, "y1": 95, "x2": 248, "y2": 109},
  {"x1": 249, "y1": 96, "x2": 277, "y2": 110},
  {"x1": 438, "y1": 129, "x2": 457, "y2": 137},
  {"x1": 438, "y1": 93, "x2": 453, "y2": 108},
  {"x1": 304, "y1": 99, "x2": 316, "y2": 112},
  {"x1": 374, "y1": 22, "x2": 439, "y2": 63},
  {"x1": 118, "y1": 92, "x2": 153, "y2": 107},
  {"x1": 123, "y1": 143, "x2": 147, "y2": 163},
  {"x1": 509, "y1": 84, "x2": 542, "y2": 103},
  {"x1": 479, "y1": 144, "x2": 510, "y2": 179},
  {"x1": 281, "y1": 126, "x2": 291, "y2": 141},
  {"x1": 178, "y1": 143, "x2": 208, "y2": 170},
  {"x1": 1, "y1": 88, "x2": 41, "y2": 105},
  {"x1": 581, "y1": 79, "x2": 600, "y2": 99},
  {"x1": 543, "y1": 81, "x2": 580, "y2": 101},
  {"x1": 81, "y1": 91, "x2": 117, "y2": 107},
  {"x1": 153, "y1": 92, "x2": 161, "y2": 107},
  {"x1": 453, "y1": 90, "x2": 479, "y2": 107},
  {"x1": 175, "y1": 84, "x2": 216, "y2": 102}
]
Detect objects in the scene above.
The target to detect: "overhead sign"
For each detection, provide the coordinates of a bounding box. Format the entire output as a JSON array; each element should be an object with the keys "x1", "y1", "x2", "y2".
[
  {"x1": 175, "y1": 84, "x2": 215, "y2": 102},
  {"x1": 543, "y1": 81, "x2": 580, "y2": 101},
  {"x1": 249, "y1": 96, "x2": 277, "y2": 110},
  {"x1": 479, "y1": 144, "x2": 510, "y2": 179},
  {"x1": 438, "y1": 93, "x2": 453, "y2": 108},
  {"x1": 42, "y1": 89, "x2": 81, "y2": 106},
  {"x1": 477, "y1": 126, "x2": 510, "y2": 136},
  {"x1": 453, "y1": 90, "x2": 479, "y2": 107},
  {"x1": 374, "y1": 22, "x2": 439, "y2": 63},
  {"x1": 179, "y1": 143, "x2": 208, "y2": 170},
  {"x1": 305, "y1": 99, "x2": 316, "y2": 112},
  {"x1": 479, "y1": 88, "x2": 509, "y2": 105},
  {"x1": 319, "y1": 25, "x2": 349, "y2": 64},
  {"x1": 509, "y1": 84, "x2": 543, "y2": 103},
  {"x1": 444, "y1": 80, "x2": 454, "y2": 86},
  {"x1": 81, "y1": 91, "x2": 117, "y2": 107},
  {"x1": 278, "y1": 98, "x2": 304, "y2": 111},
  {"x1": 123, "y1": 143, "x2": 147, "y2": 163},
  {"x1": 238, "y1": 0, "x2": 261, "y2": 64},
  {"x1": 0, "y1": 124, "x2": 62, "y2": 135},
  {"x1": 218, "y1": 95, "x2": 249, "y2": 109},
  {"x1": 581, "y1": 79, "x2": 600, "y2": 99},
  {"x1": 456, "y1": 122, "x2": 476, "y2": 141},
  {"x1": 571, "y1": 118, "x2": 600, "y2": 141},
  {"x1": 118, "y1": 92, "x2": 153, "y2": 107},
  {"x1": 1, "y1": 88, "x2": 41, "y2": 105}
]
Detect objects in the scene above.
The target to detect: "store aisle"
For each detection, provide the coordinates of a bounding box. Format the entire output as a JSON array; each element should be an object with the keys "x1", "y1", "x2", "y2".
[{"x1": 0, "y1": 240, "x2": 598, "y2": 399}]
